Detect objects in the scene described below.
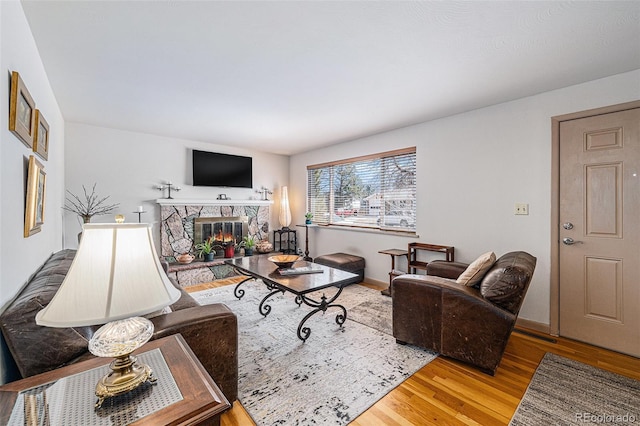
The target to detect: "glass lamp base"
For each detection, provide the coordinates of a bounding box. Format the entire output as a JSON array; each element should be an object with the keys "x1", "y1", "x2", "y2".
[{"x1": 89, "y1": 317, "x2": 156, "y2": 408}]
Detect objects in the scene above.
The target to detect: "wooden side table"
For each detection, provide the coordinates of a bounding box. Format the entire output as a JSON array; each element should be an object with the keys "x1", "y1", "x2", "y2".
[
  {"x1": 378, "y1": 248, "x2": 409, "y2": 296},
  {"x1": 0, "y1": 334, "x2": 230, "y2": 426}
]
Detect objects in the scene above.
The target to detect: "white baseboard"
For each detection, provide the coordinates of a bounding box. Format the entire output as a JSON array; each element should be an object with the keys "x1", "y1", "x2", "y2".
[{"x1": 516, "y1": 317, "x2": 551, "y2": 335}]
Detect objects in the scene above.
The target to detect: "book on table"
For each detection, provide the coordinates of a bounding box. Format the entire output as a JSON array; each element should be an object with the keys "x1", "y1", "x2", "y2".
[{"x1": 277, "y1": 266, "x2": 324, "y2": 275}]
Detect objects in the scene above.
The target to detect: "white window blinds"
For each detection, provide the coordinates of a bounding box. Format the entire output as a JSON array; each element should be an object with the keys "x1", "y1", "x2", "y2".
[{"x1": 307, "y1": 147, "x2": 416, "y2": 232}]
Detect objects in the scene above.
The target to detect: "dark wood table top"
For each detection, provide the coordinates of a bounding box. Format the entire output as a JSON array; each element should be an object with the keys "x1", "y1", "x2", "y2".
[
  {"x1": 378, "y1": 248, "x2": 408, "y2": 256},
  {"x1": 226, "y1": 254, "x2": 358, "y2": 295},
  {"x1": 0, "y1": 334, "x2": 230, "y2": 426}
]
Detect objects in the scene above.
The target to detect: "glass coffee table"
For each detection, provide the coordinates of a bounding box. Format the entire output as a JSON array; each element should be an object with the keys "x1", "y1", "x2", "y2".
[{"x1": 225, "y1": 255, "x2": 358, "y2": 341}]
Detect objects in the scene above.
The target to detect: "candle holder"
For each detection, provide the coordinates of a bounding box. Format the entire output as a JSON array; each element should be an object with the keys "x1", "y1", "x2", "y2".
[
  {"x1": 132, "y1": 210, "x2": 147, "y2": 223},
  {"x1": 156, "y1": 182, "x2": 181, "y2": 199},
  {"x1": 256, "y1": 186, "x2": 273, "y2": 201}
]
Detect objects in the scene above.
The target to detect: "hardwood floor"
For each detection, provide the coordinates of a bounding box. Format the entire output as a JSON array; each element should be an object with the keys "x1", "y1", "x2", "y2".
[{"x1": 205, "y1": 280, "x2": 640, "y2": 426}]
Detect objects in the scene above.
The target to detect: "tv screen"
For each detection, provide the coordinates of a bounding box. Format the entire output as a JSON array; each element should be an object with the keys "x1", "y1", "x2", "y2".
[{"x1": 192, "y1": 150, "x2": 253, "y2": 188}]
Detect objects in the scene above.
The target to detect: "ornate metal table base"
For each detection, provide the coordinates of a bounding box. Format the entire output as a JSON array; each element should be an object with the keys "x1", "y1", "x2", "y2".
[
  {"x1": 259, "y1": 284, "x2": 284, "y2": 317},
  {"x1": 294, "y1": 288, "x2": 347, "y2": 342},
  {"x1": 233, "y1": 275, "x2": 254, "y2": 300},
  {"x1": 232, "y1": 269, "x2": 347, "y2": 341}
]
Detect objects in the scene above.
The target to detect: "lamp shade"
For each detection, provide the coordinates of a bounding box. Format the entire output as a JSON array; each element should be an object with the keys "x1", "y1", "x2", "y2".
[
  {"x1": 36, "y1": 223, "x2": 180, "y2": 327},
  {"x1": 279, "y1": 186, "x2": 291, "y2": 228}
]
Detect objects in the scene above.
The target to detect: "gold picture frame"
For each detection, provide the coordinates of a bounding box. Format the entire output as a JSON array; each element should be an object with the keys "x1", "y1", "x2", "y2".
[
  {"x1": 9, "y1": 71, "x2": 36, "y2": 148},
  {"x1": 25, "y1": 155, "x2": 46, "y2": 237},
  {"x1": 33, "y1": 110, "x2": 50, "y2": 160}
]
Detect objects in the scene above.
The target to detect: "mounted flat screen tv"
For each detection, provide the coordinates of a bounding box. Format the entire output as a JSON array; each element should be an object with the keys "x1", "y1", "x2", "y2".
[{"x1": 192, "y1": 150, "x2": 253, "y2": 188}]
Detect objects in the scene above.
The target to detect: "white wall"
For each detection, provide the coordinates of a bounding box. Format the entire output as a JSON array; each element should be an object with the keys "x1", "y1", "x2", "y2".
[
  {"x1": 0, "y1": 0, "x2": 65, "y2": 383},
  {"x1": 64, "y1": 123, "x2": 289, "y2": 250},
  {"x1": 289, "y1": 69, "x2": 640, "y2": 326}
]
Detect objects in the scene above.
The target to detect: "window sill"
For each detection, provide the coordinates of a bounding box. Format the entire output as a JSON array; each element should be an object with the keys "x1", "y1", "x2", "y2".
[{"x1": 313, "y1": 223, "x2": 420, "y2": 238}]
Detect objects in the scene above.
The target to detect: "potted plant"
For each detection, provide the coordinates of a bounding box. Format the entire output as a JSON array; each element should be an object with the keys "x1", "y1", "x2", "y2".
[
  {"x1": 195, "y1": 236, "x2": 216, "y2": 261},
  {"x1": 241, "y1": 235, "x2": 256, "y2": 256},
  {"x1": 305, "y1": 212, "x2": 313, "y2": 225}
]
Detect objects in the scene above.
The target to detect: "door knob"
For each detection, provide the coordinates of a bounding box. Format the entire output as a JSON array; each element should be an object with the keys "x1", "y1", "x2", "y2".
[
  {"x1": 563, "y1": 237, "x2": 583, "y2": 245},
  {"x1": 563, "y1": 222, "x2": 574, "y2": 230}
]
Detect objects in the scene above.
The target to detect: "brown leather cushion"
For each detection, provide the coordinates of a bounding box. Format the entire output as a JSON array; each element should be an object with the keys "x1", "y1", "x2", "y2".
[
  {"x1": 426, "y1": 261, "x2": 469, "y2": 280},
  {"x1": 315, "y1": 253, "x2": 365, "y2": 271},
  {"x1": 480, "y1": 251, "x2": 536, "y2": 314}
]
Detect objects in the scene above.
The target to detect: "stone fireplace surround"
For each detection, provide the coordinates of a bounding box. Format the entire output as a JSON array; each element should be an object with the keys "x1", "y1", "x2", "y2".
[
  {"x1": 159, "y1": 200, "x2": 271, "y2": 258},
  {"x1": 158, "y1": 199, "x2": 272, "y2": 287}
]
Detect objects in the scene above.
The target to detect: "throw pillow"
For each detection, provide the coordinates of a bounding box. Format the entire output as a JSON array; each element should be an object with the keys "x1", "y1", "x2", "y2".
[
  {"x1": 456, "y1": 251, "x2": 496, "y2": 286},
  {"x1": 480, "y1": 251, "x2": 535, "y2": 314}
]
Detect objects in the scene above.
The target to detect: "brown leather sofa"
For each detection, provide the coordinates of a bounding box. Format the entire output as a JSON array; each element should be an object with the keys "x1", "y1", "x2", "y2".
[
  {"x1": 0, "y1": 249, "x2": 238, "y2": 402},
  {"x1": 392, "y1": 251, "x2": 536, "y2": 375}
]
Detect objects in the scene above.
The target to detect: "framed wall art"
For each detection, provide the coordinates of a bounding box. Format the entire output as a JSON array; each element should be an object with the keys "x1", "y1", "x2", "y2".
[
  {"x1": 9, "y1": 71, "x2": 36, "y2": 148},
  {"x1": 25, "y1": 155, "x2": 46, "y2": 237},
  {"x1": 33, "y1": 110, "x2": 49, "y2": 160}
]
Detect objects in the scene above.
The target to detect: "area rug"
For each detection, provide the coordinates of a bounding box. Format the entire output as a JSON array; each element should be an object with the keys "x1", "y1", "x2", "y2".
[
  {"x1": 191, "y1": 280, "x2": 436, "y2": 425},
  {"x1": 509, "y1": 352, "x2": 640, "y2": 425}
]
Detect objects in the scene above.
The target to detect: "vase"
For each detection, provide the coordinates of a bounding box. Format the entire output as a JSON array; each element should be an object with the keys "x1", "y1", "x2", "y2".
[
  {"x1": 176, "y1": 253, "x2": 194, "y2": 264},
  {"x1": 224, "y1": 244, "x2": 235, "y2": 258},
  {"x1": 204, "y1": 253, "x2": 214, "y2": 262},
  {"x1": 77, "y1": 215, "x2": 92, "y2": 243},
  {"x1": 244, "y1": 248, "x2": 254, "y2": 256},
  {"x1": 305, "y1": 219, "x2": 312, "y2": 225}
]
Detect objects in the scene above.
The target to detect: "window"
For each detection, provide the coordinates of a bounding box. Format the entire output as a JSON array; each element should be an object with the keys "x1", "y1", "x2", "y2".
[{"x1": 307, "y1": 147, "x2": 416, "y2": 232}]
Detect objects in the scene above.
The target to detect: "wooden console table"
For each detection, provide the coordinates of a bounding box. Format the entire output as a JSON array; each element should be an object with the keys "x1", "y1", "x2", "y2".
[
  {"x1": 0, "y1": 334, "x2": 230, "y2": 425},
  {"x1": 408, "y1": 242, "x2": 454, "y2": 274}
]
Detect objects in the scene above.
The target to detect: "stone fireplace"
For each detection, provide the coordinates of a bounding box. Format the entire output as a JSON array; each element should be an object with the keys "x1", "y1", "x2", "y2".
[
  {"x1": 158, "y1": 200, "x2": 271, "y2": 259},
  {"x1": 157, "y1": 199, "x2": 272, "y2": 286}
]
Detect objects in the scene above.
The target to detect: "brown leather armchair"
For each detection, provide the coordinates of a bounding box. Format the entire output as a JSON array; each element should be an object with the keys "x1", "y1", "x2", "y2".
[{"x1": 392, "y1": 251, "x2": 536, "y2": 375}]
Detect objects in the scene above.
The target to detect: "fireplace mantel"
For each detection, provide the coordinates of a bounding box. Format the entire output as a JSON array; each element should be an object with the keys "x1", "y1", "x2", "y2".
[{"x1": 156, "y1": 199, "x2": 273, "y2": 206}]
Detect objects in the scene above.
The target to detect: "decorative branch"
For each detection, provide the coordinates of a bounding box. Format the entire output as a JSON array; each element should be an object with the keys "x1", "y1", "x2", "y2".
[{"x1": 62, "y1": 183, "x2": 119, "y2": 220}]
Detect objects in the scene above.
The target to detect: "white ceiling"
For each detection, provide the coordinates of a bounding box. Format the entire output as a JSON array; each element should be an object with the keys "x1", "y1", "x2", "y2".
[{"x1": 21, "y1": 1, "x2": 640, "y2": 156}]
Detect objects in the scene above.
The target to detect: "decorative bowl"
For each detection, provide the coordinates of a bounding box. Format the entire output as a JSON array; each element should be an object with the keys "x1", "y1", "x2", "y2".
[
  {"x1": 268, "y1": 254, "x2": 300, "y2": 269},
  {"x1": 256, "y1": 240, "x2": 274, "y2": 253},
  {"x1": 176, "y1": 253, "x2": 194, "y2": 264}
]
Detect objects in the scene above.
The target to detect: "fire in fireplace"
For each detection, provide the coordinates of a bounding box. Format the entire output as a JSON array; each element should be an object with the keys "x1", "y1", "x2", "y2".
[{"x1": 194, "y1": 216, "x2": 248, "y2": 247}]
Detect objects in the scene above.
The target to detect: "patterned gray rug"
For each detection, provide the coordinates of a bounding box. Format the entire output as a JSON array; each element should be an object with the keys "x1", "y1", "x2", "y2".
[
  {"x1": 192, "y1": 280, "x2": 436, "y2": 425},
  {"x1": 510, "y1": 352, "x2": 640, "y2": 425}
]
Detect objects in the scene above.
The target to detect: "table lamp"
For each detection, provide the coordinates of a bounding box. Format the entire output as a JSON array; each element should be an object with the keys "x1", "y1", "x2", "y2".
[
  {"x1": 279, "y1": 186, "x2": 292, "y2": 229},
  {"x1": 35, "y1": 223, "x2": 181, "y2": 408}
]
